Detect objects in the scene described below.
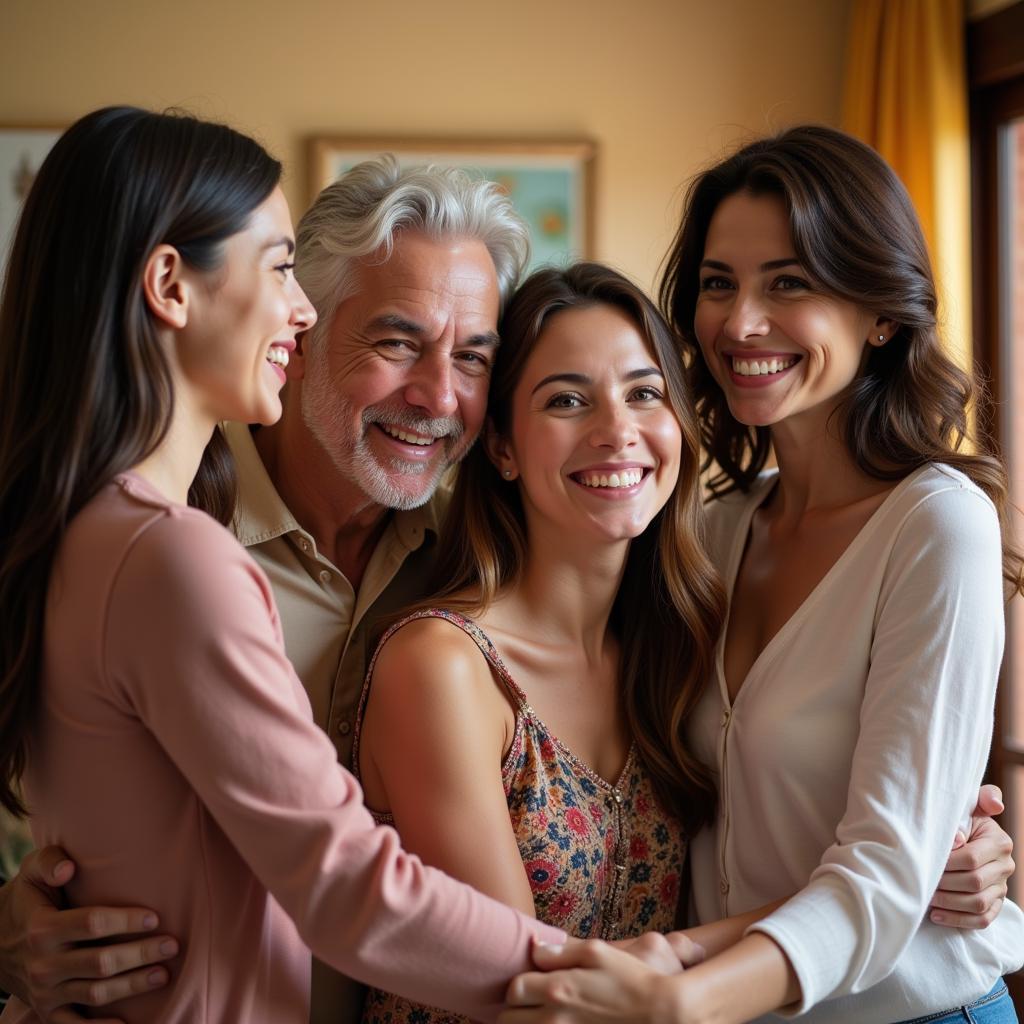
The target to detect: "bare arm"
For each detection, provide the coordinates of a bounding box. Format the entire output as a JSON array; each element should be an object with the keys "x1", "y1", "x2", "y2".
[
  {"x1": 502, "y1": 934, "x2": 799, "y2": 1024},
  {"x1": 0, "y1": 847, "x2": 177, "y2": 1023},
  {"x1": 357, "y1": 616, "x2": 535, "y2": 916},
  {"x1": 669, "y1": 900, "x2": 784, "y2": 961}
]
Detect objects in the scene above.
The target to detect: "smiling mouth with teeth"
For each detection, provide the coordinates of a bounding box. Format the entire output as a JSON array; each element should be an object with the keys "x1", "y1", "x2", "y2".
[
  {"x1": 730, "y1": 355, "x2": 798, "y2": 377},
  {"x1": 575, "y1": 469, "x2": 646, "y2": 489},
  {"x1": 267, "y1": 347, "x2": 290, "y2": 369},
  {"x1": 380, "y1": 424, "x2": 438, "y2": 447}
]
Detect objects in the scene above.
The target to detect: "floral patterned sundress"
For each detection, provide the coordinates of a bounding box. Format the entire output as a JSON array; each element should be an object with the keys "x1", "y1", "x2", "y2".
[{"x1": 353, "y1": 608, "x2": 687, "y2": 1024}]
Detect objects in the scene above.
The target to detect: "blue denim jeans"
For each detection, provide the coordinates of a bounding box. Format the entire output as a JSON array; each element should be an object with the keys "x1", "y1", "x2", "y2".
[{"x1": 895, "y1": 981, "x2": 1018, "y2": 1024}]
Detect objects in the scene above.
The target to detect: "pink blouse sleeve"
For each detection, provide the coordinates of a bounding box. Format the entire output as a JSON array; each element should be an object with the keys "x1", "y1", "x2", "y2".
[{"x1": 103, "y1": 508, "x2": 563, "y2": 1021}]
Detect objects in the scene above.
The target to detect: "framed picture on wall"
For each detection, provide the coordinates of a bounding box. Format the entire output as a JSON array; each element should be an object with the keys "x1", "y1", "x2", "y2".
[
  {"x1": 0, "y1": 126, "x2": 61, "y2": 278},
  {"x1": 307, "y1": 136, "x2": 597, "y2": 275}
]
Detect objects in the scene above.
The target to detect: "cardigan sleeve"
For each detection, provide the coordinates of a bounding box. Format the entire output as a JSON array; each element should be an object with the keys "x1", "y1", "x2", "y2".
[
  {"x1": 747, "y1": 482, "x2": 1006, "y2": 1012},
  {"x1": 103, "y1": 508, "x2": 564, "y2": 1022}
]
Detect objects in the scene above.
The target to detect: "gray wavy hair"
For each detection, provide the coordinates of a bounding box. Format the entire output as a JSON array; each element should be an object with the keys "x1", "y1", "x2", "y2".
[{"x1": 295, "y1": 155, "x2": 531, "y2": 346}]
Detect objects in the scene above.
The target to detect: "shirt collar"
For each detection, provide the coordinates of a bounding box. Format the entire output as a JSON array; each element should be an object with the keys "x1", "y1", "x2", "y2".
[{"x1": 225, "y1": 421, "x2": 301, "y2": 547}]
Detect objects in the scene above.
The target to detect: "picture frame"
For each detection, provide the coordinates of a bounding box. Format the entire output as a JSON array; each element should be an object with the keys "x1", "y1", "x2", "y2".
[
  {"x1": 0, "y1": 125, "x2": 61, "y2": 278},
  {"x1": 307, "y1": 136, "x2": 597, "y2": 274}
]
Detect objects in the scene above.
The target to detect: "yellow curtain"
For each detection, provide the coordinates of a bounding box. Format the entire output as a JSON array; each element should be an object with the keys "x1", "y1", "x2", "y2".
[{"x1": 843, "y1": 0, "x2": 972, "y2": 373}]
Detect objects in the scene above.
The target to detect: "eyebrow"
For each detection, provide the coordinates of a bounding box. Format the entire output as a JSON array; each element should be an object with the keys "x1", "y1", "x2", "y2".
[
  {"x1": 369, "y1": 314, "x2": 500, "y2": 348},
  {"x1": 263, "y1": 236, "x2": 295, "y2": 255},
  {"x1": 530, "y1": 366, "x2": 663, "y2": 396},
  {"x1": 700, "y1": 257, "x2": 799, "y2": 272}
]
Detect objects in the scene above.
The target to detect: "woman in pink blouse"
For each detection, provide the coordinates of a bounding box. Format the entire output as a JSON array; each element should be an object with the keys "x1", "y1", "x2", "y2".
[{"x1": 0, "y1": 106, "x2": 570, "y2": 1024}]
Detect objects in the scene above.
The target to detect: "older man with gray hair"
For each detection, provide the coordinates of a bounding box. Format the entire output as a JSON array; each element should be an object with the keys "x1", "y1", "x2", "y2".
[
  {"x1": 0, "y1": 157, "x2": 530, "y2": 1024},
  {"x1": 227, "y1": 157, "x2": 528, "y2": 761}
]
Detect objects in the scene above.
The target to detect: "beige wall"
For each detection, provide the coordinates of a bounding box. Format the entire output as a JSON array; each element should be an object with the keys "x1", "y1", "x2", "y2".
[{"x1": 0, "y1": 0, "x2": 849, "y2": 291}]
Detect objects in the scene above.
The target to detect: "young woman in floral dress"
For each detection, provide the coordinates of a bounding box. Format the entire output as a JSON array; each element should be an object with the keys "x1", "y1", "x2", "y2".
[{"x1": 354, "y1": 262, "x2": 724, "y2": 1024}]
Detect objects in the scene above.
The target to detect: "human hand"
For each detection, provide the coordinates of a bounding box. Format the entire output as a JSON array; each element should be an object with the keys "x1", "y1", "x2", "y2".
[
  {"x1": 932, "y1": 785, "x2": 1013, "y2": 929},
  {"x1": 609, "y1": 931, "x2": 704, "y2": 972},
  {"x1": 501, "y1": 938, "x2": 681, "y2": 1024},
  {"x1": 0, "y1": 846, "x2": 178, "y2": 1023}
]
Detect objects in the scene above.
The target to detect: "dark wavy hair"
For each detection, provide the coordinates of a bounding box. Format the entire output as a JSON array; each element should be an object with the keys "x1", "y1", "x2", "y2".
[
  {"x1": 0, "y1": 106, "x2": 282, "y2": 815},
  {"x1": 421, "y1": 263, "x2": 726, "y2": 836},
  {"x1": 659, "y1": 124, "x2": 1023, "y2": 595}
]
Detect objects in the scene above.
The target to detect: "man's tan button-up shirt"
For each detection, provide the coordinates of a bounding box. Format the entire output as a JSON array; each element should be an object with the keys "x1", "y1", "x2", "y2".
[{"x1": 226, "y1": 422, "x2": 445, "y2": 765}]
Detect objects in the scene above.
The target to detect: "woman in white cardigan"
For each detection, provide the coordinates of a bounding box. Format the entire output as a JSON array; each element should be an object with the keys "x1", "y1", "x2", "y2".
[{"x1": 503, "y1": 126, "x2": 1024, "y2": 1023}]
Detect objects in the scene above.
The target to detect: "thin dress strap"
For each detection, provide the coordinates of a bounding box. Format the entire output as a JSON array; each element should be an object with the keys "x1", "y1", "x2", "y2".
[{"x1": 351, "y1": 608, "x2": 529, "y2": 787}]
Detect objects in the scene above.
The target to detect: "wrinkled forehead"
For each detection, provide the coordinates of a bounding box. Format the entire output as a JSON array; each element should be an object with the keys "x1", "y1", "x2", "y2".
[{"x1": 352, "y1": 231, "x2": 501, "y2": 334}]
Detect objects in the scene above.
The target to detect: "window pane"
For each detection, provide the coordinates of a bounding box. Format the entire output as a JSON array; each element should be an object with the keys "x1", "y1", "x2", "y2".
[
  {"x1": 1000, "y1": 115, "x2": 1024, "y2": 749},
  {"x1": 995, "y1": 116, "x2": 1023, "y2": 921}
]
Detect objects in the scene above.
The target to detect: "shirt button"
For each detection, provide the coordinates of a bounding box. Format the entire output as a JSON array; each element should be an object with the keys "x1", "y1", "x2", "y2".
[
  {"x1": 720, "y1": 879, "x2": 730, "y2": 895},
  {"x1": 721, "y1": 709, "x2": 731, "y2": 726},
  {"x1": 299, "y1": 538, "x2": 311, "y2": 554},
  {"x1": 319, "y1": 569, "x2": 332, "y2": 584},
  {"x1": 337, "y1": 720, "x2": 351, "y2": 736}
]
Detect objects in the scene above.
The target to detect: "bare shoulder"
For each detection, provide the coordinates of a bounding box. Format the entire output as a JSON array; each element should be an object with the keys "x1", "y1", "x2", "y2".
[
  {"x1": 359, "y1": 614, "x2": 513, "y2": 800},
  {"x1": 368, "y1": 615, "x2": 502, "y2": 719}
]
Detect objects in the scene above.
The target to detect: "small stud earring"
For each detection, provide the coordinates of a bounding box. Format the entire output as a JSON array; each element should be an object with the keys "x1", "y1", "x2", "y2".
[
  {"x1": 503, "y1": 469, "x2": 512, "y2": 479},
  {"x1": 877, "y1": 334, "x2": 886, "y2": 344}
]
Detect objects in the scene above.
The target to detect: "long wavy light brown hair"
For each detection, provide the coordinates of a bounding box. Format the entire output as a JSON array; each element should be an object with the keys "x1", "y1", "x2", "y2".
[
  {"x1": 0, "y1": 107, "x2": 282, "y2": 816},
  {"x1": 423, "y1": 263, "x2": 726, "y2": 835},
  {"x1": 659, "y1": 124, "x2": 1024, "y2": 596}
]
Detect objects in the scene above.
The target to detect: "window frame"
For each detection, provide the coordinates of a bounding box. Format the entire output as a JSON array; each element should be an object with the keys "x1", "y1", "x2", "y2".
[{"x1": 968, "y1": 1, "x2": 1024, "y2": 1007}]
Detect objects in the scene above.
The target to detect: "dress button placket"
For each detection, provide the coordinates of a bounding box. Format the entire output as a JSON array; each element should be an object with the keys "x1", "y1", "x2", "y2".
[
  {"x1": 602, "y1": 786, "x2": 629, "y2": 938},
  {"x1": 719, "y1": 703, "x2": 734, "y2": 916}
]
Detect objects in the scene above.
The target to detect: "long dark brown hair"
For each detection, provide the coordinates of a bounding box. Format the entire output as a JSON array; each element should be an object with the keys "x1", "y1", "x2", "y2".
[
  {"x1": 0, "y1": 106, "x2": 282, "y2": 815},
  {"x1": 660, "y1": 124, "x2": 1023, "y2": 595},
  {"x1": 424, "y1": 263, "x2": 725, "y2": 835}
]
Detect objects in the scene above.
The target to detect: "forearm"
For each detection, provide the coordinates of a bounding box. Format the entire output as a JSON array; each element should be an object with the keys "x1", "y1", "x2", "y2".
[
  {"x1": 669, "y1": 933, "x2": 800, "y2": 1024},
  {"x1": 676, "y1": 899, "x2": 786, "y2": 960}
]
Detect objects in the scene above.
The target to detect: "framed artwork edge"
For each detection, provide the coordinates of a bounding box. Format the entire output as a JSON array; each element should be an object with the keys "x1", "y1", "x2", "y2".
[
  {"x1": 0, "y1": 124, "x2": 64, "y2": 280},
  {"x1": 306, "y1": 135, "x2": 598, "y2": 261}
]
